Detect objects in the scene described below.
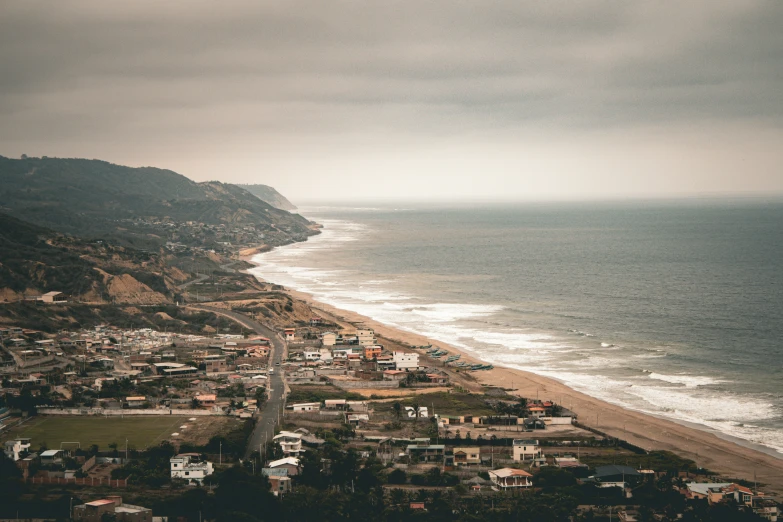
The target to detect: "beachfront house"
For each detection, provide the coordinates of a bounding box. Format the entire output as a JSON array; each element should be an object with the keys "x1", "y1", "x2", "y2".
[
  {"x1": 393, "y1": 351, "x2": 419, "y2": 371},
  {"x1": 512, "y1": 439, "x2": 542, "y2": 462}
]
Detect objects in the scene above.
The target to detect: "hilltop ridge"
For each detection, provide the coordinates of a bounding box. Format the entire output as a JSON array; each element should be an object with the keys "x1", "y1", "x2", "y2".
[{"x1": 238, "y1": 183, "x2": 297, "y2": 211}]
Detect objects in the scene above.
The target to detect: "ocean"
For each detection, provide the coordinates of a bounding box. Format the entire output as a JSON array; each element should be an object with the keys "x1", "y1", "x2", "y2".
[{"x1": 249, "y1": 201, "x2": 783, "y2": 457}]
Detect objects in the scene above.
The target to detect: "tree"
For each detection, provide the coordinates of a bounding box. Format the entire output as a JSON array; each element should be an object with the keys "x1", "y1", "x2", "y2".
[{"x1": 387, "y1": 468, "x2": 407, "y2": 485}]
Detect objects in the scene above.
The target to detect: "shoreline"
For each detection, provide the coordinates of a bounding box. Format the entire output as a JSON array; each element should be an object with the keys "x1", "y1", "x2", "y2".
[{"x1": 240, "y1": 251, "x2": 783, "y2": 494}]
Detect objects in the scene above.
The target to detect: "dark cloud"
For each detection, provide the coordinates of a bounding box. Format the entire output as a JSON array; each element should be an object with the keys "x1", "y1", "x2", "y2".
[{"x1": 0, "y1": 1, "x2": 782, "y2": 200}]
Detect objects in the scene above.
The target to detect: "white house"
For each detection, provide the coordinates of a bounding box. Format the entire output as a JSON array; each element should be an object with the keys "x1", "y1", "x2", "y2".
[
  {"x1": 291, "y1": 402, "x2": 321, "y2": 413},
  {"x1": 488, "y1": 468, "x2": 533, "y2": 489},
  {"x1": 170, "y1": 453, "x2": 214, "y2": 485},
  {"x1": 321, "y1": 332, "x2": 337, "y2": 347},
  {"x1": 284, "y1": 328, "x2": 295, "y2": 341},
  {"x1": 303, "y1": 351, "x2": 322, "y2": 361},
  {"x1": 273, "y1": 431, "x2": 303, "y2": 455},
  {"x1": 393, "y1": 351, "x2": 419, "y2": 371},
  {"x1": 268, "y1": 456, "x2": 300, "y2": 476},
  {"x1": 512, "y1": 439, "x2": 542, "y2": 462},
  {"x1": 4, "y1": 438, "x2": 32, "y2": 461}
]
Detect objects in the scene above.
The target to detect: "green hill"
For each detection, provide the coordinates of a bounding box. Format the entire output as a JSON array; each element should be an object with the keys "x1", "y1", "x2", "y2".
[
  {"x1": 237, "y1": 184, "x2": 297, "y2": 210},
  {"x1": 0, "y1": 156, "x2": 315, "y2": 248}
]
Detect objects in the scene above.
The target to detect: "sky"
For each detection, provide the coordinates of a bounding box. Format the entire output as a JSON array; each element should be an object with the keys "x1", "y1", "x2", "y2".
[{"x1": 1, "y1": 1, "x2": 782, "y2": 203}]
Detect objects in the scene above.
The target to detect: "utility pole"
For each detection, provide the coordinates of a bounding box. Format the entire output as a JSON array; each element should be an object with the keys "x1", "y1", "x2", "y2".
[
  {"x1": 125, "y1": 438, "x2": 128, "y2": 461},
  {"x1": 219, "y1": 441, "x2": 222, "y2": 465}
]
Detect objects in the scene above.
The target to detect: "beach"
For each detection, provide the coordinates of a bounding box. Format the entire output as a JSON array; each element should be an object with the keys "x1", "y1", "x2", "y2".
[{"x1": 279, "y1": 284, "x2": 783, "y2": 494}]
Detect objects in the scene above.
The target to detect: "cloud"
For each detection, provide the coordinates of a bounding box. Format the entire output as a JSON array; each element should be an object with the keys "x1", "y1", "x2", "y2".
[{"x1": 0, "y1": 1, "x2": 782, "y2": 200}]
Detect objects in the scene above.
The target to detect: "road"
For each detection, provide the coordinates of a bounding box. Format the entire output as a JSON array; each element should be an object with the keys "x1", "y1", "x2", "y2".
[{"x1": 184, "y1": 305, "x2": 286, "y2": 461}]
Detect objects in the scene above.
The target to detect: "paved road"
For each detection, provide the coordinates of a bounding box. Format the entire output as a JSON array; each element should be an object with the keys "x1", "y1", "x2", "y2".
[{"x1": 184, "y1": 305, "x2": 286, "y2": 461}]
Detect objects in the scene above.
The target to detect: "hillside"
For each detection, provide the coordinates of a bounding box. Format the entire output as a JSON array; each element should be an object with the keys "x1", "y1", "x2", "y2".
[
  {"x1": 237, "y1": 184, "x2": 297, "y2": 210},
  {"x1": 0, "y1": 212, "x2": 180, "y2": 304},
  {"x1": 0, "y1": 156, "x2": 316, "y2": 248}
]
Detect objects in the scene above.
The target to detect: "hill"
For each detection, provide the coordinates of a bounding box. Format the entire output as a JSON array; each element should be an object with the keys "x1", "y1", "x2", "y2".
[
  {"x1": 237, "y1": 184, "x2": 297, "y2": 210},
  {"x1": 0, "y1": 212, "x2": 181, "y2": 304},
  {"x1": 0, "y1": 156, "x2": 316, "y2": 249}
]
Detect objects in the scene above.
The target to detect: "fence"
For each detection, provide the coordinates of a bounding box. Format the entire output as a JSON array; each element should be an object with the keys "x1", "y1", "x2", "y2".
[
  {"x1": 330, "y1": 380, "x2": 400, "y2": 390},
  {"x1": 38, "y1": 407, "x2": 223, "y2": 416},
  {"x1": 26, "y1": 476, "x2": 128, "y2": 487}
]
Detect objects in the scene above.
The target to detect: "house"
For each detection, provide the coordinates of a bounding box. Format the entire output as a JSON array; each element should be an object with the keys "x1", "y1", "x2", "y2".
[
  {"x1": 356, "y1": 329, "x2": 376, "y2": 346},
  {"x1": 291, "y1": 402, "x2": 321, "y2": 413},
  {"x1": 273, "y1": 431, "x2": 304, "y2": 455},
  {"x1": 303, "y1": 351, "x2": 323, "y2": 362},
  {"x1": 383, "y1": 369, "x2": 407, "y2": 381},
  {"x1": 347, "y1": 413, "x2": 370, "y2": 425},
  {"x1": 170, "y1": 453, "x2": 214, "y2": 485},
  {"x1": 512, "y1": 439, "x2": 541, "y2": 462},
  {"x1": 125, "y1": 396, "x2": 147, "y2": 408},
  {"x1": 40, "y1": 291, "x2": 67, "y2": 304},
  {"x1": 406, "y1": 442, "x2": 445, "y2": 462},
  {"x1": 73, "y1": 496, "x2": 157, "y2": 522},
  {"x1": 363, "y1": 345, "x2": 382, "y2": 360},
  {"x1": 310, "y1": 317, "x2": 323, "y2": 326},
  {"x1": 453, "y1": 447, "x2": 481, "y2": 466},
  {"x1": 194, "y1": 394, "x2": 216, "y2": 408},
  {"x1": 267, "y1": 456, "x2": 300, "y2": 476},
  {"x1": 4, "y1": 438, "x2": 32, "y2": 461},
  {"x1": 205, "y1": 358, "x2": 228, "y2": 373},
  {"x1": 321, "y1": 332, "x2": 337, "y2": 347},
  {"x1": 393, "y1": 351, "x2": 419, "y2": 371},
  {"x1": 488, "y1": 468, "x2": 533, "y2": 489},
  {"x1": 284, "y1": 328, "x2": 295, "y2": 341},
  {"x1": 586, "y1": 465, "x2": 641, "y2": 488},
  {"x1": 528, "y1": 406, "x2": 546, "y2": 417},
  {"x1": 427, "y1": 373, "x2": 448, "y2": 385}
]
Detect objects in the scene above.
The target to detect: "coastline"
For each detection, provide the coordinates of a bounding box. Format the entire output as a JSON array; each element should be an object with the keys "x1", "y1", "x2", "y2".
[{"x1": 239, "y1": 245, "x2": 782, "y2": 492}]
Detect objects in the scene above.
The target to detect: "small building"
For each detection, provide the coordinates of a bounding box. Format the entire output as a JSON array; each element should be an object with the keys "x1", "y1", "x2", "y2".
[
  {"x1": 427, "y1": 373, "x2": 448, "y2": 385},
  {"x1": 587, "y1": 465, "x2": 642, "y2": 488},
  {"x1": 40, "y1": 449, "x2": 67, "y2": 465},
  {"x1": 284, "y1": 328, "x2": 295, "y2": 341},
  {"x1": 453, "y1": 447, "x2": 481, "y2": 466},
  {"x1": 40, "y1": 291, "x2": 67, "y2": 304},
  {"x1": 268, "y1": 474, "x2": 292, "y2": 496},
  {"x1": 383, "y1": 369, "x2": 407, "y2": 381},
  {"x1": 489, "y1": 468, "x2": 533, "y2": 489},
  {"x1": 125, "y1": 396, "x2": 147, "y2": 408},
  {"x1": 170, "y1": 453, "x2": 214, "y2": 485},
  {"x1": 194, "y1": 394, "x2": 216, "y2": 408},
  {"x1": 512, "y1": 439, "x2": 541, "y2": 462},
  {"x1": 267, "y1": 456, "x2": 300, "y2": 476},
  {"x1": 324, "y1": 399, "x2": 347, "y2": 410},
  {"x1": 291, "y1": 402, "x2": 321, "y2": 413},
  {"x1": 393, "y1": 351, "x2": 419, "y2": 371},
  {"x1": 356, "y1": 329, "x2": 376, "y2": 346},
  {"x1": 73, "y1": 496, "x2": 157, "y2": 522}
]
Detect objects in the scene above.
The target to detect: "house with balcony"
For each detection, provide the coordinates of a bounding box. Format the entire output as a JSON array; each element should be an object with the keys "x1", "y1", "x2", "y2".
[
  {"x1": 453, "y1": 447, "x2": 481, "y2": 466},
  {"x1": 488, "y1": 468, "x2": 533, "y2": 489},
  {"x1": 170, "y1": 453, "x2": 214, "y2": 485},
  {"x1": 273, "y1": 431, "x2": 304, "y2": 455},
  {"x1": 4, "y1": 438, "x2": 32, "y2": 461}
]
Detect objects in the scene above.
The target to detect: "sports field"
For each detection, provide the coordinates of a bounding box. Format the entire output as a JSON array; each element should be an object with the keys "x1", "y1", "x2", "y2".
[{"x1": 5, "y1": 416, "x2": 195, "y2": 450}]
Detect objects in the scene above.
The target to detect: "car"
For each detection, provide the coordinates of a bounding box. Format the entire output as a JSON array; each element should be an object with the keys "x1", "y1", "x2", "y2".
[{"x1": 275, "y1": 362, "x2": 280, "y2": 366}]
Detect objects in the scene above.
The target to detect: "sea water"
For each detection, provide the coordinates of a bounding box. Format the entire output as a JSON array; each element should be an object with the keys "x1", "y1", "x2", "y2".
[{"x1": 249, "y1": 200, "x2": 783, "y2": 457}]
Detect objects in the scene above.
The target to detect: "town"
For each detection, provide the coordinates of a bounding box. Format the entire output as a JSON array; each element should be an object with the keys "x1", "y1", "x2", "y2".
[{"x1": 1, "y1": 314, "x2": 778, "y2": 521}]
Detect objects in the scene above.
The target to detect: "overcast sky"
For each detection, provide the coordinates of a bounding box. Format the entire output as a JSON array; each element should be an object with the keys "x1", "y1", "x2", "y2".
[{"x1": 1, "y1": 1, "x2": 782, "y2": 202}]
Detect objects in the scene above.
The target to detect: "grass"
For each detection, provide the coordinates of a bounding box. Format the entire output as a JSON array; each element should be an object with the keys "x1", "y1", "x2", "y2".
[
  {"x1": 3, "y1": 416, "x2": 186, "y2": 451},
  {"x1": 372, "y1": 391, "x2": 496, "y2": 417}
]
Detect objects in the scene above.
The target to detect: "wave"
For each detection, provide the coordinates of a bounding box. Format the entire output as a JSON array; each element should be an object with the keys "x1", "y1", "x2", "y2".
[{"x1": 647, "y1": 372, "x2": 729, "y2": 388}]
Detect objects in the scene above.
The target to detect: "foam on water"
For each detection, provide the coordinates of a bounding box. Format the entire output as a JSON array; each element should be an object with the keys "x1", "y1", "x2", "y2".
[{"x1": 249, "y1": 214, "x2": 783, "y2": 456}]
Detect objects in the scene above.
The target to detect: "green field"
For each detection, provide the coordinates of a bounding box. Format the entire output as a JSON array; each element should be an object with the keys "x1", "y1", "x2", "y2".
[{"x1": 4, "y1": 416, "x2": 186, "y2": 451}]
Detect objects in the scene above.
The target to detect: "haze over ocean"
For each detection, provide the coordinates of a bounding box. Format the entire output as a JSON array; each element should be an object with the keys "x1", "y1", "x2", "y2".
[{"x1": 251, "y1": 200, "x2": 783, "y2": 456}]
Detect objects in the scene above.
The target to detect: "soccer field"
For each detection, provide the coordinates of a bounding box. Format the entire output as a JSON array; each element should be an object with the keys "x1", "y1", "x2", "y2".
[{"x1": 6, "y1": 416, "x2": 187, "y2": 450}]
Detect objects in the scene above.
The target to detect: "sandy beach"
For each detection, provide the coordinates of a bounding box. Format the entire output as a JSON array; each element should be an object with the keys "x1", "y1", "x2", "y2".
[{"x1": 276, "y1": 284, "x2": 783, "y2": 494}]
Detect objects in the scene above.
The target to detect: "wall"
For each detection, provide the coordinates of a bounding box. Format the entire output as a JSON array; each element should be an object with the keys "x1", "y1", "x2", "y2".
[
  {"x1": 330, "y1": 380, "x2": 399, "y2": 389},
  {"x1": 38, "y1": 408, "x2": 223, "y2": 416}
]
